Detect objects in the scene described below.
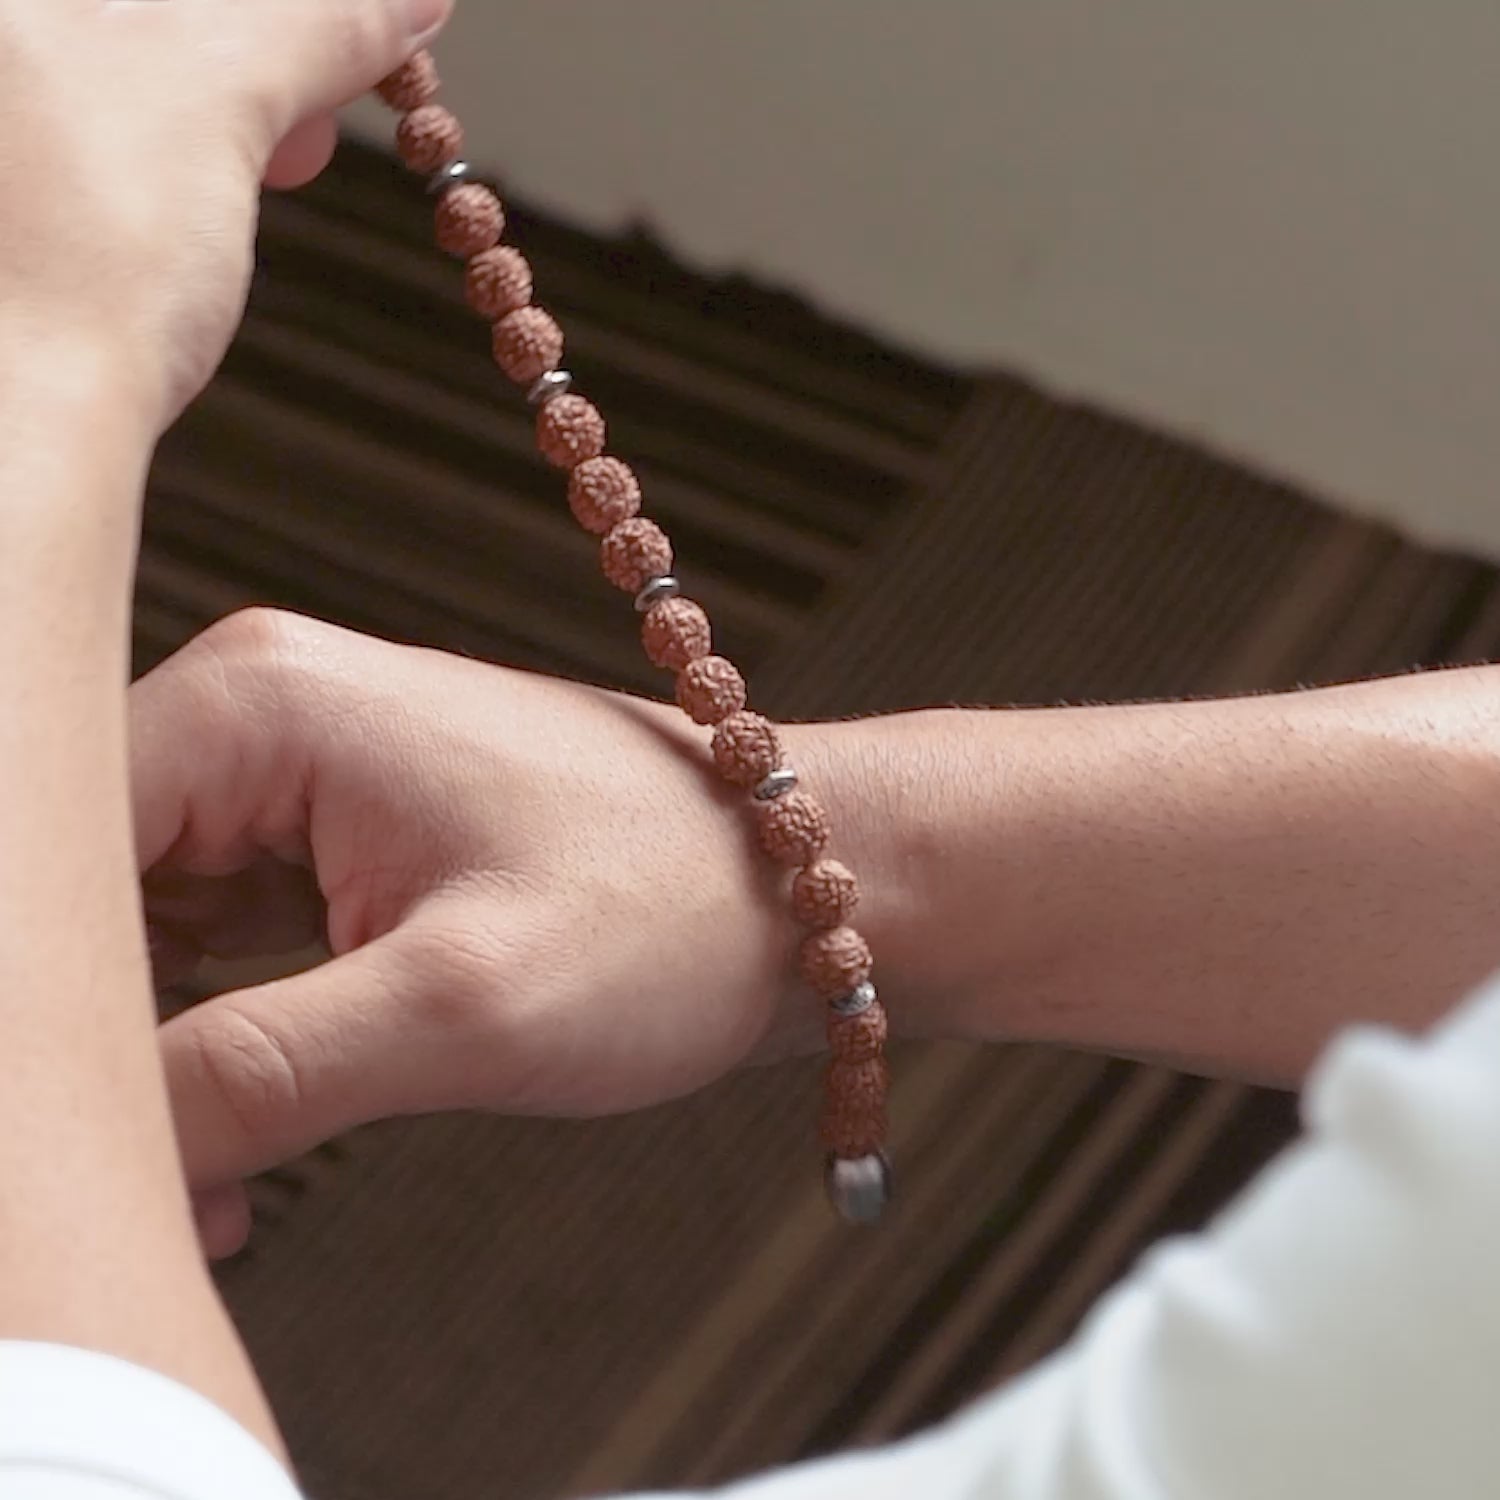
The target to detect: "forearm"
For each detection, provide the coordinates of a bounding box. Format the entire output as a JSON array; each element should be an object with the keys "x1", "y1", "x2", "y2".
[
  {"x1": 808, "y1": 669, "x2": 1500, "y2": 1082},
  {"x1": 0, "y1": 333, "x2": 275, "y2": 1445}
]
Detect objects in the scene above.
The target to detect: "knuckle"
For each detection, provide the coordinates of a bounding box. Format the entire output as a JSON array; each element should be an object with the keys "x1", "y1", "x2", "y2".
[
  {"x1": 188, "y1": 1005, "x2": 306, "y2": 1161},
  {"x1": 193, "y1": 606, "x2": 304, "y2": 676},
  {"x1": 178, "y1": 607, "x2": 333, "y2": 712}
]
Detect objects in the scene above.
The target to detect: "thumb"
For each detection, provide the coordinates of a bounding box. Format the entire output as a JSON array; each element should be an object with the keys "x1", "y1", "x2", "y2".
[
  {"x1": 235, "y1": 0, "x2": 454, "y2": 138},
  {"x1": 162, "y1": 936, "x2": 458, "y2": 1188}
]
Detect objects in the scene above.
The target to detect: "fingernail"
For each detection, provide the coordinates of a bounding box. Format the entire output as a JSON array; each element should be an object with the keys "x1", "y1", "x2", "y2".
[
  {"x1": 192, "y1": 1185, "x2": 254, "y2": 1263},
  {"x1": 403, "y1": 0, "x2": 451, "y2": 40}
]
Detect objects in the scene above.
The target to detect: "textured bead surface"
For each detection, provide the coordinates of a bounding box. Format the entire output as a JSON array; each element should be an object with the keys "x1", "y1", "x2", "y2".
[
  {"x1": 677, "y1": 655, "x2": 748, "y2": 726},
  {"x1": 568, "y1": 457, "x2": 641, "y2": 534},
  {"x1": 536, "y1": 394, "x2": 606, "y2": 469},
  {"x1": 825, "y1": 1152, "x2": 891, "y2": 1224},
  {"x1": 436, "y1": 184, "x2": 503, "y2": 257},
  {"x1": 465, "y1": 246, "x2": 532, "y2": 319},
  {"x1": 397, "y1": 105, "x2": 463, "y2": 173},
  {"x1": 755, "y1": 789, "x2": 831, "y2": 866},
  {"x1": 828, "y1": 1001, "x2": 888, "y2": 1063},
  {"x1": 601, "y1": 518, "x2": 672, "y2": 592},
  {"x1": 384, "y1": 70, "x2": 894, "y2": 1219},
  {"x1": 820, "y1": 1059, "x2": 890, "y2": 1157},
  {"x1": 801, "y1": 926, "x2": 874, "y2": 999},
  {"x1": 711, "y1": 712, "x2": 782, "y2": 789},
  {"x1": 378, "y1": 52, "x2": 440, "y2": 111},
  {"x1": 792, "y1": 859, "x2": 861, "y2": 929},
  {"x1": 642, "y1": 598, "x2": 712, "y2": 670},
  {"x1": 492, "y1": 307, "x2": 564, "y2": 385}
]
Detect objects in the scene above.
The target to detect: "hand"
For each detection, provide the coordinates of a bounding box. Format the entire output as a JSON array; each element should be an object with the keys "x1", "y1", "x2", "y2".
[
  {"x1": 133, "y1": 610, "x2": 836, "y2": 1245},
  {"x1": 0, "y1": 0, "x2": 451, "y2": 432}
]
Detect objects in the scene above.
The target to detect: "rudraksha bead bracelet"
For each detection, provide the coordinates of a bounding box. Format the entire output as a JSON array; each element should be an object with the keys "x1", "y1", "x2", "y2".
[{"x1": 375, "y1": 50, "x2": 892, "y2": 1223}]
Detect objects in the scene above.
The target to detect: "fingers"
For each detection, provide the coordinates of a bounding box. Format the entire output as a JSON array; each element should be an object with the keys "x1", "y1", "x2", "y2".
[
  {"x1": 265, "y1": 115, "x2": 341, "y2": 190},
  {"x1": 231, "y1": 0, "x2": 454, "y2": 137},
  {"x1": 191, "y1": 1184, "x2": 253, "y2": 1262},
  {"x1": 162, "y1": 937, "x2": 454, "y2": 1188},
  {"x1": 130, "y1": 611, "x2": 310, "y2": 874}
]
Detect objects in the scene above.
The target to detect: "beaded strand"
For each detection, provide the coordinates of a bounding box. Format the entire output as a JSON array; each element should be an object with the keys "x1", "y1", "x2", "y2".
[{"x1": 376, "y1": 53, "x2": 892, "y2": 1223}]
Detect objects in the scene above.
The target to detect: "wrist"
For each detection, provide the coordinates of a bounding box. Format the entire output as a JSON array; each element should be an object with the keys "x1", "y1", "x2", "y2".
[
  {"x1": 786, "y1": 709, "x2": 1006, "y2": 1043},
  {"x1": 0, "y1": 306, "x2": 159, "y2": 460},
  {"x1": 0, "y1": 309, "x2": 156, "y2": 615}
]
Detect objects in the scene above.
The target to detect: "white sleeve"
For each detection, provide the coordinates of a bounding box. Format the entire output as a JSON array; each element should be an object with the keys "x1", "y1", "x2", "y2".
[
  {"x1": 628, "y1": 972, "x2": 1500, "y2": 1500},
  {"x1": 0, "y1": 1343, "x2": 300, "y2": 1500},
  {"x1": 7, "y1": 974, "x2": 1499, "y2": 1500}
]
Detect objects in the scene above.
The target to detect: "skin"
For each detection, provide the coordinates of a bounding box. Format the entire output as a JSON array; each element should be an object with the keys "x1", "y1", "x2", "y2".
[
  {"x1": 0, "y1": 0, "x2": 454, "y2": 1456},
  {"x1": 130, "y1": 614, "x2": 1500, "y2": 1261}
]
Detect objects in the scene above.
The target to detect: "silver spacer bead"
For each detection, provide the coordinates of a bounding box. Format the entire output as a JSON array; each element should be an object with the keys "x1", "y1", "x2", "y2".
[
  {"x1": 753, "y1": 767, "x2": 799, "y2": 801},
  {"x1": 825, "y1": 1153, "x2": 892, "y2": 1225},
  {"x1": 634, "y1": 575, "x2": 681, "y2": 613},
  {"x1": 527, "y1": 369, "x2": 574, "y2": 406},
  {"x1": 831, "y1": 981, "x2": 877, "y2": 1018},
  {"x1": 426, "y1": 160, "x2": 473, "y2": 195}
]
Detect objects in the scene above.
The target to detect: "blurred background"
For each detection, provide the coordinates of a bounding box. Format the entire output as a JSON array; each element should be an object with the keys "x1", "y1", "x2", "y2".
[{"x1": 141, "y1": 5, "x2": 1500, "y2": 1496}]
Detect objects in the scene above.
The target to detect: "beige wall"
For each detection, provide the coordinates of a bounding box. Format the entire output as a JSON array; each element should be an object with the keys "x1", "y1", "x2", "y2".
[{"x1": 352, "y1": 2, "x2": 1500, "y2": 558}]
